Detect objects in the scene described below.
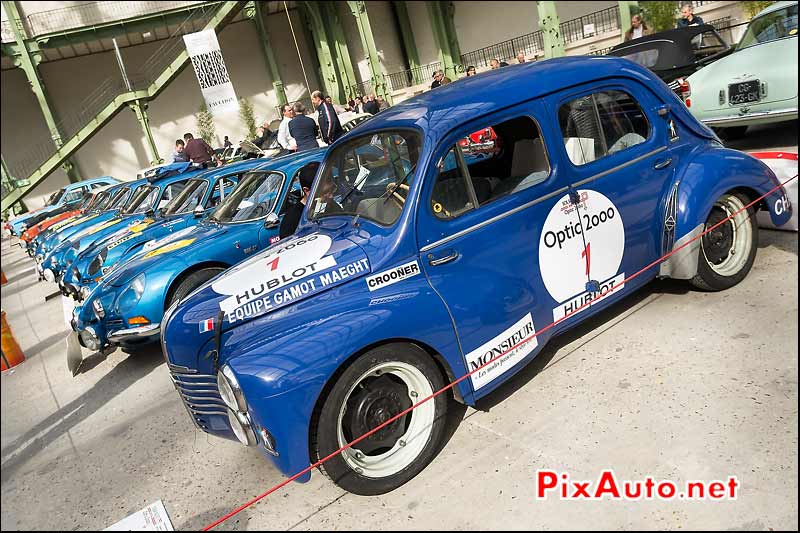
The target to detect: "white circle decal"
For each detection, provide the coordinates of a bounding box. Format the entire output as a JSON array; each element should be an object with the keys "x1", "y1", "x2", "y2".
[{"x1": 539, "y1": 190, "x2": 625, "y2": 303}]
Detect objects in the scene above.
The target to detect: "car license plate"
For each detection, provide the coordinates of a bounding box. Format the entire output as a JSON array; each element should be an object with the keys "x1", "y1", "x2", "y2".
[{"x1": 728, "y1": 80, "x2": 760, "y2": 105}]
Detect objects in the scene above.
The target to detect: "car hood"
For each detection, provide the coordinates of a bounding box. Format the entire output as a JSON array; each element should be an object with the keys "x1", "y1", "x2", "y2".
[
  {"x1": 689, "y1": 37, "x2": 798, "y2": 111},
  {"x1": 165, "y1": 229, "x2": 371, "y2": 347},
  {"x1": 102, "y1": 221, "x2": 228, "y2": 287}
]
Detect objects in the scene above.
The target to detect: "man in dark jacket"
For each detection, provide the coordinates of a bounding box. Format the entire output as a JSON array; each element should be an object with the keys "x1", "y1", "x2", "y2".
[
  {"x1": 288, "y1": 103, "x2": 320, "y2": 152},
  {"x1": 279, "y1": 162, "x2": 319, "y2": 239},
  {"x1": 312, "y1": 90, "x2": 344, "y2": 145},
  {"x1": 183, "y1": 133, "x2": 221, "y2": 167}
]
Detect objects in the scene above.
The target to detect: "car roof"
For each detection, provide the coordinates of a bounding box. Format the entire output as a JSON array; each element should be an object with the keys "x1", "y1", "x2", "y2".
[
  {"x1": 757, "y1": 0, "x2": 795, "y2": 18},
  {"x1": 251, "y1": 148, "x2": 327, "y2": 174},
  {"x1": 343, "y1": 56, "x2": 665, "y2": 148},
  {"x1": 65, "y1": 176, "x2": 116, "y2": 190}
]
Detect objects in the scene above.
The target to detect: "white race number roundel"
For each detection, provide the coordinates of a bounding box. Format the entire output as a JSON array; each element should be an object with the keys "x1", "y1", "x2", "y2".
[{"x1": 539, "y1": 190, "x2": 625, "y2": 303}]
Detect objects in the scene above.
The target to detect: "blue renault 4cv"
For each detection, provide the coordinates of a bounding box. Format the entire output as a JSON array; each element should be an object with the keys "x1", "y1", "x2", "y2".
[{"x1": 160, "y1": 56, "x2": 793, "y2": 495}]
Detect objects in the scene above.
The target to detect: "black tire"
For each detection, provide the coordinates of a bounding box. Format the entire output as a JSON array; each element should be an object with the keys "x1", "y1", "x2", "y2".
[
  {"x1": 691, "y1": 192, "x2": 758, "y2": 291},
  {"x1": 166, "y1": 267, "x2": 225, "y2": 308},
  {"x1": 314, "y1": 343, "x2": 448, "y2": 495},
  {"x1": 714, "y1": 126, "x2": 748, "y2": 142}
]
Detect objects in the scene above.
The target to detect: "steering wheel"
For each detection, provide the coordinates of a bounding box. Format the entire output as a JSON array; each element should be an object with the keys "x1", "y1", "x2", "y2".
[{"x1": 386, "y1": 182, "x2": 409, "y2": 208}]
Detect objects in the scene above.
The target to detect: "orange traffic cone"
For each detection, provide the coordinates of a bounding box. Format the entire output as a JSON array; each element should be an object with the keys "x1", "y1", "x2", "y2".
[
  {"x1": 1, "y1": 311, "x2": 25, "y2": 370},
  {"x1": 1, "y1": 270, "x2": 6, "y2": 285}
]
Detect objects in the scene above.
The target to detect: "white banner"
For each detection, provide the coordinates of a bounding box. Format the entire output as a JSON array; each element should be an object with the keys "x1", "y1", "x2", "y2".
[{"x1": 183, "y1": 29, "x2": 239, "y2": 116}]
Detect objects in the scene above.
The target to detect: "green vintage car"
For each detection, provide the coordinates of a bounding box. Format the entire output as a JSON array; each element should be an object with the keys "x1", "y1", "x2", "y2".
[{"x1": 682, "y1": 1, "x2": 798, "y2": 139}]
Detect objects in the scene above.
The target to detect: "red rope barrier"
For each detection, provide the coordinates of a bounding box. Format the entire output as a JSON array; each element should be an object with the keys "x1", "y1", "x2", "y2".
[{"x1": 203, "y1": 174, "x2": 797, "y2": 531}]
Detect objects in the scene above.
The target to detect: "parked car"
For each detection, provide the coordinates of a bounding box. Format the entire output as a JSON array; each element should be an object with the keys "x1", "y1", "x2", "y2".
[
  {"x1": 41, "y1": 163, "x2": 200, "y2": 284},
  {"x1": 21, "y1": 189, "x2": 103, "y2": 253},
  {"x1": 606, "y1": 24, "x2": 731, "y2": 89},
  {"x1": 60, "y1": 159, "x2": 262, "y2": 301},
  {"x1": 6, "y1": 176, "x2": 118, "y2": 235},
  {"x1": 680, "y1": 1, "x2": 798, "y2": 139},
  {"x1": 69, "y1": 149, "x2": 327, "y2": 369},
  {"x1": 158, "y1": 56, "x2": 792, "y2": 495}
]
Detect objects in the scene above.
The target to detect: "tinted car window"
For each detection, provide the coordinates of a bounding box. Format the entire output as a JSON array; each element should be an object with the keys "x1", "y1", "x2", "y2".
[
  {"x1": 559, "y1": 90, "x2": 650, "y2": 165},
  {"x1": 691, "y1": 30, "x2": 727, "y2": 59},
  {"x1": 738, "y1": 4, "x2": 798, "y2": 49},
  {"x1": 432, "y1": 116, "x2": 550, "y2": 220}
]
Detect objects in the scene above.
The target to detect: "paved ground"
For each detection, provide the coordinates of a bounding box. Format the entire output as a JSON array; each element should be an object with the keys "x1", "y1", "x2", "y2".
[{"x1": 2, "y1": 122, "x2": 797, "y2": 530}]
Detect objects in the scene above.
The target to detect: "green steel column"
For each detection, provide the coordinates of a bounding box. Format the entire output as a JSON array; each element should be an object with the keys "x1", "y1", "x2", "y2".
[
  {"x1": 617, "y1": 1, "x2": 640, "y2": 39},
  {"x1": 1, "y1": 157, "x2": 28, "y2": 214},
  {"x1": 301, "y1": 2, "x2": 342, "y2": 102},
  {"x1": 245, "y1": 1, "x2": 287, "y2": 105},
  {"x1": 426, "y1": 1, "x2": 455, "y2": 80},
  {"x1": 392, "y1": 1, "x2": 420, "y2": 81},
  {"x1": 537, "y1": 1, "x2": 565, "y2": 58},
  {"x1": 4, "y1": 0, "x2": 82, "y2": 183},
  {"x1": 441, "y1": 2, "x2": 461, "y2": 73},
  {"x1": 129, "y1": 100, "x2": 162, "y2": 165},
  {"x1": 347, "y1": 1, "x2": 389, "y2": 102},
  {"x1": 322, "y1": 1, "x2": 357, "y2": 101}
]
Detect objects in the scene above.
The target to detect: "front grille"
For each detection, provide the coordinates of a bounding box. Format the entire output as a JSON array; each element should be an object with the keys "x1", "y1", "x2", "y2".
[
  {"x1": 106, "y1": 318, "x2": 125, "y2": 328},
  {"x1": 168, "y1": 363, "x2": 227, "y2": 430}
]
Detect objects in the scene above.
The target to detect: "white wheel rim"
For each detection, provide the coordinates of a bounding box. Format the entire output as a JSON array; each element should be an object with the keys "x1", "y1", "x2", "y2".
[
  {"x1": 701, "y1": 194, "x2": 752, "y2": 277},
  {"x1": 337, "y1": 361, "x2": 435, "y2": 478}
]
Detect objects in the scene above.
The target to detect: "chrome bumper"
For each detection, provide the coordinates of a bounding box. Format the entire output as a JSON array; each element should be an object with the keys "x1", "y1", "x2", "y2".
[
  {"x1": 702, "y1": 108, "x2": 798, "y2": 127},
  {"x1": 108, "y1": 323, "x2": 161, "y2": 342}
]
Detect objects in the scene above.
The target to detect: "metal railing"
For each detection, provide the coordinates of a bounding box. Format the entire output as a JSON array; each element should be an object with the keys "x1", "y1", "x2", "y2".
[
  {"x1": 460, "y1": 30, "x2": 544, "y2": 69},
  {"x1": 350, "y1": 79, "x2": 376, "y2": 99},
  {"x1": 560, "y1": 5, "x2": 621, "y2": 44},
  {"x1": 386, "y1": 61, "x2": 442, "y2": 91},
  {"x1": 23, "y1": 0, "x2": 206, "y2": 37},
  {"x1": 5, "y1": 3, "x2": 223, "y2": 182}
]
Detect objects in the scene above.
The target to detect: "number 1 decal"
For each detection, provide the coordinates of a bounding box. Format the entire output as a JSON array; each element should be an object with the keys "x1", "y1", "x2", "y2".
[
  {"x1": 268, "y1": 257, "x2": 280, "y2": 271},
  {"x1": 581, "y1": 242, "x2": 591, "y2": 277}
]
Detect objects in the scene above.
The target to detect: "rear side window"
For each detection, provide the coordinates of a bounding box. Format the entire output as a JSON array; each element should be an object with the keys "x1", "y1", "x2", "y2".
[
  {"x1": 431, "y1": 116, "x2": 550, "y2": 220},
  {"x1": 559, "y1": 90, "x2": 650, "y2": 166}
]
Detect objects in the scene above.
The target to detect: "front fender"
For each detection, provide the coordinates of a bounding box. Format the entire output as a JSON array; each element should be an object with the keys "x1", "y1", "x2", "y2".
[
  {"x1": 222, "y1": 271, "x2": 464, "y2": 480},
  {"x1": 660, "y1": 146, "x2": 792, "y2": 279}
]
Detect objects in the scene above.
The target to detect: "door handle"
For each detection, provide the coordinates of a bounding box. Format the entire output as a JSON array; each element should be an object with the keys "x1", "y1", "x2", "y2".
[
  {"x1": 653, "y1": 157, "x2": 673, "y2": 170},
  {"x1": 428, "y1": 251, "x2": 459, "y2": 266}
]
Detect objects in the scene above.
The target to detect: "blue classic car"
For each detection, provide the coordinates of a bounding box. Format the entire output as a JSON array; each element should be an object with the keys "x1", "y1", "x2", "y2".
[
  {"x1": 60, "y1": 160, "x2": 259, "y2": 301},
  {"x1": 70, "y1": 149, "x2": 326, "y2": 363},
  {"x1": 160, "y1": 56, "x2": 792, "y2": 495},
  {"x1": 42, "y1": 163, "x2": 200, "y2": 284},
  {"x1": 6, "y1": 176, "x2": 118, "y2": 235}
]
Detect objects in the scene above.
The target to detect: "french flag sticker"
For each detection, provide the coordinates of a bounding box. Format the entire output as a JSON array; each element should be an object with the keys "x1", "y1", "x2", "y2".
[{"x1": 199, "y1": 317, "x2": 215, "y2": 333}]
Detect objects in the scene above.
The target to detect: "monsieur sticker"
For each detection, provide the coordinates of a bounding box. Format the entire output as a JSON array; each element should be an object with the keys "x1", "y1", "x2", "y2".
[
  {"x1": 466, "y1": 313, "x2": 538, "y2": 390},
  {"x1": 365, "y1": 260, "x2": 419, "y2": 291}
]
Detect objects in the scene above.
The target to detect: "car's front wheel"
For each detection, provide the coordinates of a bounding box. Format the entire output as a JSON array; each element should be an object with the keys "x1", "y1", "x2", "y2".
[
  {"x1": 166, "y1": 267, "x2": 226, "y2": 308},
  {"x1": 691, "y1": 192, "x2": 758, "y2": 291},
  {"x1": 314, "y1": 343, "x2": 448, "y2": 495}
]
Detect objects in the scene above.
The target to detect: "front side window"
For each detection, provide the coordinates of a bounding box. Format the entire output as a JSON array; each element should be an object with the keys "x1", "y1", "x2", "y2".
[
  {"x1": 158, "y1": 181, "x2": 188, "y2": 210},
  {"x1": 163, "y1": 179, "x2": 208, "y2": 215},
  {"x1": 309, "y1": 130, "x2": 422, "y2": 226},
  {"x1": 64, "y1": 189, "x2": 85, "y2": 203},
  {"x1": 83, "y1": 192, "x2": 107, "y2": 211},
  {"x1": 123, "y1": 185, "x2": 159, "y2": 215},
  {"x1": 107, "y1": 186, "x2": 132, "y2": 211},
  {"x1": 431, "y1": 117, "x2": 550, "y2": 220},
  {"x1": 691, "y1": 30, "x2": 728, "y2": 59},
  {"x1": 210, "y1": 171, "x2": 283, "y2": 223},
  {"x1": 559, "y1": 90, "x2": 650, "y2": 166},
  {"x1": 49, "y1": 189, "x2": 65, "y2": 205},
  {"x1": 738, "y1": 4, "x2": 798, "y2": 49}
]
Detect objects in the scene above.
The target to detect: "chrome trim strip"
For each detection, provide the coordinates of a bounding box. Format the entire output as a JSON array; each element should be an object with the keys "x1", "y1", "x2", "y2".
[
  {"x1": 420, "y1": 186, "x2": 569, "y2": 252},
  {"x1": 571, "y1": 146, "x2": 667, "y2": 188},
  {"x1": 107, "y1": 323, "x2": 160, "y2": 341},
  {"x1": 701, "y1": 108, "x2": 798, "y2": 126}
]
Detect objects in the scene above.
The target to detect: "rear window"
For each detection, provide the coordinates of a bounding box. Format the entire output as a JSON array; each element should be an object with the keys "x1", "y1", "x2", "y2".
[{"x1": 738, "y1": 3, "x2": 798, "y2": 49}]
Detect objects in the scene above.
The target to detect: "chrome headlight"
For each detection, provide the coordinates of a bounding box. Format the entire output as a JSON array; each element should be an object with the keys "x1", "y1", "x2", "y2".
[
  {"x1": 130, "y1": 273, "x2": 145, "y2": 299},
  {"x1": 43, "y1": 268, "x2": 56, "y2": 283},
  {"x1": 227, "y1": 409, "x2": 257, "y2": 447},
  {"x1": 50, "y1": 256, "x2": 57, "y2": 266},
  {"x1": 118, "y1": 273, "x2": 146, "y2": 313},
  {"x1": 79, "y1": 286, "x2": 91, "y2": 301},
  {"x1": 217, "y1": 365, "x2": 247, "y2": 412},
  {"x1": 80, "y1": 326, "x2": 100, "y2": 351},
  {"x1": 92, "y1": 298, "x2": 105, "y2": 319},
  {"x1": 35, "y1": 254, "x2": 44, "y2": 264}
]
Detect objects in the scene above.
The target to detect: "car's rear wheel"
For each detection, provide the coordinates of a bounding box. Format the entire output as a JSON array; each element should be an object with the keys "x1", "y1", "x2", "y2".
[
  {"x1": 166, "y1": 267, "x2": 226, "y2": 308},
  {"x1": 691, "y1": 192, "x2": 757, "y2": 291},
  {"x1": 314, "y1": 343, "x2": 448, "y2": 495}
]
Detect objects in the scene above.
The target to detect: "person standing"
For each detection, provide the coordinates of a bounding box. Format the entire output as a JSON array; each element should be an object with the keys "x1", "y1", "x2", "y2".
[
  {"x1": 677, "y1": 3, "x2": 704, "y2": 27},
  {"x1": 364, "y1": 95, "x2": 380, "y2": 115},
  {"x1": 516, "y1": 51, "x2": 526, "y2": 64},
  {"x1": 288, "y1": 102, "x2": 320, "y2": 152},
  {"x1": 465, "y1": 65, "x2": 477, "y2": 76},
  {"x1": 625, "y1": 14, "x2": 653, "y2": 41},
  {"x1": 279, "y1": 162, "x2": 318, "y2": 239},
  {"x1": 277, "y1": 103, "x2": 297, "y2": 152},
  {"x1": 223, "y1": 136, "x2": 233, "y2": 149},
  {"x1": 312, "y1": 90, "x2": 344, "y2": 144},
  {"x1": 183, "y1": 133, "x2": 221, "y2": 167},
  {"x1": 172, "y1": 139, "x2": 189, "y2": 162}
]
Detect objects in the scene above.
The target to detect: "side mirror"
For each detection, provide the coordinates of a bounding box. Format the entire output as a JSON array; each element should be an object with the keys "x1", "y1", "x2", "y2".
[
  {"x1": 264, "y1": 212, "x2": 280, "y2": 229},
  {"x1": 194, "y1": 204, "x2": 205, "y2": 217},
  {"x1": 145, "y1": 208, "x2": 155, "y2": 216}
]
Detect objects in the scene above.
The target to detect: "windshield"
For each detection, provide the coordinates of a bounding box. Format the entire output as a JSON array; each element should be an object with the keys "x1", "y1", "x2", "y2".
[
  {"x1": 164, "y1": 179, "x2": 208, "y2": 215},
  {"x1": 122, "y1": 185, "x2": 158, "y2": 215},
  {"x1": 106, "y1": 186, "x2": 132, "y2": 211},
  {"x1": 309, "y1": 130, "x2": 422, "y2": 226},
  {"x1": 210, "y1": 171, "x2": 283, "y2": 223},
  {"x1": 83, "y1": 191, "x2": 108, "y2": 211},
  {"x1": 738, "y1": 3, "x2": 798, "y2": 49}
]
